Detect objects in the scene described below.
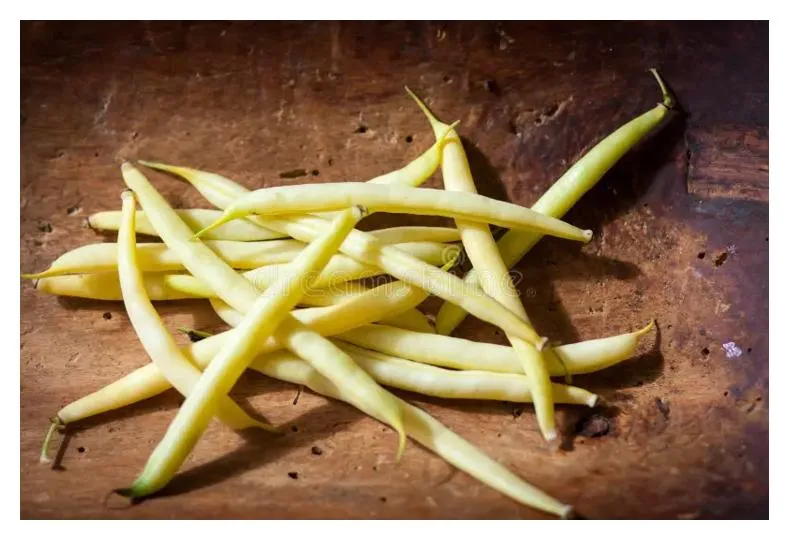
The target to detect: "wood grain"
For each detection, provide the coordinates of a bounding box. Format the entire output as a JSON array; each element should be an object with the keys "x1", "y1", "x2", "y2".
[
  {"x1": 21, "y1": 21, "x2": 768, "y2": 519},
  {"x1": 686, "y1": 125, "x2": 768, "y2": 201}
]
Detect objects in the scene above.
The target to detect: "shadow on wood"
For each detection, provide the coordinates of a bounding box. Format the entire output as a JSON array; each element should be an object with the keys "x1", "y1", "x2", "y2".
[{"x1": 151, "y1": 400, "x2": 364, "y2": 498}]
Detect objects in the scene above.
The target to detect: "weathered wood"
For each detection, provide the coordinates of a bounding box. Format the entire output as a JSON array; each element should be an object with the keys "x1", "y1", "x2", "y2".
[
  {"x1": 686, "y1": 125, "x2": 768, "y2": 202},
  {"x1": 21, "y1": 21, "x2": 768, "y2": 519}
]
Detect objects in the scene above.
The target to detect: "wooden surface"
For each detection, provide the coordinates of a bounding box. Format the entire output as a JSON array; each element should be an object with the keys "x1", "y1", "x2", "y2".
[{"x1": 20, "y1": 21, "x2": 768, "y2": 519}]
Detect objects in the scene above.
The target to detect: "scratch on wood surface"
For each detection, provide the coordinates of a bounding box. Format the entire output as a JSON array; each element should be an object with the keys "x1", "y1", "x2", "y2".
[
  {"x1": 465, "y1": 104, "x2": 484, "y2": 131},
  {"x1": 143, "y1": 21, "x2": 163, "y2": 54},
  {"x1": 435, "y1": 24, "x2": 448, "y2": 43},
  {"x1": 495, "y1": 25, "x2": 515, "y2": 51},
  {"x1": 676, "y1": 265, "x2": 699, "y2": 303},
  {"x1": 93, "y1": 83, "x2": 116, "y2": 130},
  {"x1": 21, "y1": 182, "x2": 34, "y2": 211},
  {"x1": 330, "y1": 22, "x2": 342, "y2": 73},
  {"x1": 274, "y1": 99, "x2": 286, "y2": 124}
]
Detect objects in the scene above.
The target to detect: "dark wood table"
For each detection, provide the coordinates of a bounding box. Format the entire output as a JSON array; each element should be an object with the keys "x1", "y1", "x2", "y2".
[{"x1": 21, "y1": 21, "x2": 768, "y2": 519}]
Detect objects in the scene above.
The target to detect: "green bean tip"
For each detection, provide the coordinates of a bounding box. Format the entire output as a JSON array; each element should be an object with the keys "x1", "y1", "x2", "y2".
[
  {"x1": 561, "y1": 505, "x2": 579, "y2": 519},
  {"x1": 112, "y1": 479, "x2": 150, "y2": 502},
  {"x1": 138, "y1": 160, "x2": 182, "y2": 177},
  {"x1": 635, "y1": 319, "x2": 657, "y2": 337},
  {"x1": 395, "y1": 433, "x2": 408, "y2": 463}
]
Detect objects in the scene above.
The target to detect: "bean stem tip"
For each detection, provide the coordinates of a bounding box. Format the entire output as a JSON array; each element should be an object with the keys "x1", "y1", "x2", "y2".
[
  {"x1": 39, "y1": 418, "x2": 63, "y2": 465},
  {"x1": 648, "y1": 68, "x2": 675, "y2": 109},
  {"x1": 192, "y1": 213, "x2": 234, "y2": 240},
  {"x1": 636, "y1": 319, "x2": 657, "y2": 337}
]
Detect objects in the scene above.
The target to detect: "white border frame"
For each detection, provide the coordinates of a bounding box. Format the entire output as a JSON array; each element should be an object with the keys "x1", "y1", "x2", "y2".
[{"x1": 8, "y1": 8, "x2": 778, "y2": 534}]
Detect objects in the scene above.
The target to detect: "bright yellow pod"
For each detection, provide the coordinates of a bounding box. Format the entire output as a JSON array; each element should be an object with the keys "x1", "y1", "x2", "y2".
[
  {"x1": 34, "y1": 272, "x2": 362, "y2": 307},
  {"x1": 332, "y1": 343, "x2": 598, "y2": 407},
  {"x1": 338, "y1": 321, "x2": 656, "y2": 375},
  {"x1": 23, "y1": 239, "x2": 327, "y2": 278},
  {"x1": 196, "y1": 182, "x2": 593, "y2": 244}
]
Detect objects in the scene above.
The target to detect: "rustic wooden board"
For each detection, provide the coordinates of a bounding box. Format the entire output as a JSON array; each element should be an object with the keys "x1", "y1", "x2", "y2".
[{"x1": 20, "y1": 21, "x2": 768, "y2": 519}]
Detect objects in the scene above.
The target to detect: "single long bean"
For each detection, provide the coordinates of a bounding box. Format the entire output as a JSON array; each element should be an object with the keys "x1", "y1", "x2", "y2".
[
  {"x1": 34, "y1": 272, "x2": 362, "y2": 307},
  {"x1": 23, "y1": 239, "x2": 335, "y2": 278},
  {"x1": 35, "y1": 272, "x2": 199, "y2": 301},
  {"x1": 195, "y1": 183, "x2": 593, "y2": 244},
  {"x1": 333, "y1": 343, "x2": 598, "y2": 407},
  {"x1": 338, "y1": 321, "x2": 656, "y2": 375}
]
